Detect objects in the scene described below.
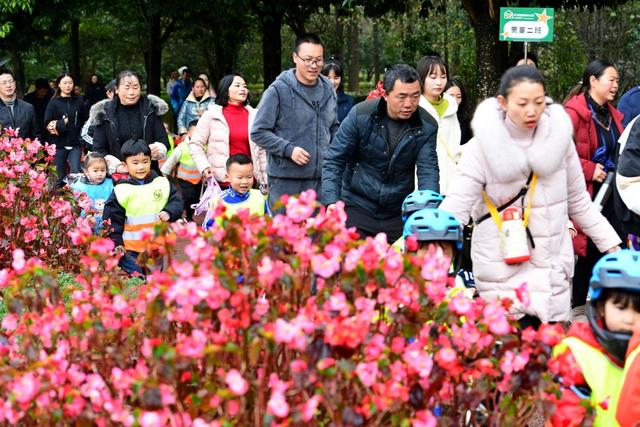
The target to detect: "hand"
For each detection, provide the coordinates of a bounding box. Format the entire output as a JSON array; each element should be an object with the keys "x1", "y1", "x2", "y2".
[
  {"x1": 63, "y1": 115, "x2": 68, "y2": 125},
  {"x1": 114, "y1": 245, "x2": 126, "y2": 256},
  {"x1": 158, "y1": 211, "x2": 170, "y2": 222},
  {"x1": 291, "y1": 147, "x2": 310, "y2": 166},
  {"x1": 592, "y1": 163, "x2": 607, "y2": 183},
  {"x1": 150, "y1": 144, "x2": 161, "y2": 159},
  {"x1": 606, "y1": 245, "x2": 621, "y2": 254},
  {"x1": 115, "y1": 164, "x2": 128, "y2": 174},
  {"x1": 47, "y1": 120, "x2": 57, "y2": 135},
  {"x1": 202, "y1": 167, "x2": 214, "y2": 179}
]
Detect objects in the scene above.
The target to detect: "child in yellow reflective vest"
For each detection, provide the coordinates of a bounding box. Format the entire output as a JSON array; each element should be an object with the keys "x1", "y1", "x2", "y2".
[
  {"x1": 161, "y1": 120, "x2": 201, "y2": 220},
  {"x1": 552, "y1": 249, "x2": 640, "y2": 426},
  {"x1": 103, "y1": 139, "x2": 183, "y2": 276},
  {"x1": 616, "y1": 322, "x2": 640, "y2": 426},
  {"x1": 203, "y1": 154, "x2": 270, "y2": 230}
]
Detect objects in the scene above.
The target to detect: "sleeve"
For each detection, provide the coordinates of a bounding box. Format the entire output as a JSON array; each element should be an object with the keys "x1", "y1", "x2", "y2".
[
  {"x1": 151, "y1": 115, "x2": 170, "y2": 151},
  {"x1": 92, "y1": 122, "x2": 108, "y2": 156},
  {"x1": 103, "y1": 190, "x2": 126, "y2": 247},
  {"x1": 27, "y1": 104, "x2": 40, "y2": 140},
  {"x1": 250, "y1": 85, "x2": 295, "y2": 158},
  {"x1": 566, "y1": 107, "x2": 597, "y2": 184},
  {"x1": 163, "y1": 181, "x2": 184, "y2": 222},
  {"x1": 44, "y1": 100, "x2": 67, "y2": 134},
  {"x1": 188, "y1": 114, "x2": 212, "y2": 173},
  {"x1": 160, "y1": 145, "x2": 181, "y2": 176},
  {"x1": 617, "y1": 327, "x2": 640, "y2": 427},
  {"x1": 415, "y1": 125, "x2": 440, "y2": 192},
  {"x1": 170, "y1": 84, "x2": 180, "y2": 112},
  {"x1": 177, "y1": 103, "x2": 188, "y2": 135},
  {"x1": 438, "y1": 140, "x2": 485, "y2": 225},
  {"x1": 320, "y1": 107, "x2": 359, "y2": 205},
  {"x1": 565, "y1": 143, "x2": 621, "y2": 252}
]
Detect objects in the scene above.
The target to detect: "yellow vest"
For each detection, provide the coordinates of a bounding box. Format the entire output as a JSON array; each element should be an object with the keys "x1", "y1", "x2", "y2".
[
  {"x1": 114, "y1": 176, "x2": 171, "y2": 253},
  {"x1": 554, "y1": 336, "x2": 623, "y2": 426},
  {"x1": 176, "y1": 146, "x2": 201, "y2": 184}
]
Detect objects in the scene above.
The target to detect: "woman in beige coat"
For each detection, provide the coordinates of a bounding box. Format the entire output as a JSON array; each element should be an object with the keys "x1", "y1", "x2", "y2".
[
  {"x1": 440, "y1": 66, "x2": 620, "y2": 325},
  {"x1": 188, "y1": 74, "x2": 267, "y2": 189}
]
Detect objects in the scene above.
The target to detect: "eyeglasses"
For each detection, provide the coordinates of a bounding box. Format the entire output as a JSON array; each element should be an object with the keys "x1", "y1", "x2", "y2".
[
  {"x1": 0, "y1": 79, "x2": 15, "y2": 86},
  {"x1": 295, "y1": 53, "x2": 324, "y2": 68}
]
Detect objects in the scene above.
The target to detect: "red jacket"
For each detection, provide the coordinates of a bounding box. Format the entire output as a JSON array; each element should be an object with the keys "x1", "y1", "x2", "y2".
[
  {"x1": 616, "y1": 324, "x2": 640, "y2": 427},
  {"x1": 564, "y1": 94, "x2": 624, "y2": 256}
]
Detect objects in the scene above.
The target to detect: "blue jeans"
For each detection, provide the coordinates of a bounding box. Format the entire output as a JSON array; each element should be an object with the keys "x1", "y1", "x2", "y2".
[
  {"x1": 119, "y1": 250, "x2": 145, "y2": 276},
  {"x1": 55, "y1": 146, "x2": 81, "y2": 188}
]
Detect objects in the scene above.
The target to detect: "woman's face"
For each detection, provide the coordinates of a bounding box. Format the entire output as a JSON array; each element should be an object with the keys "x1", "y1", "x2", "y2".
[
  {"x1": 498, "y1": 80, "x2": 546, "y2": 130},
  {"x1": 228, "y1": 76, "x2": 248, "y2": 104},
  {"x1": 198, "y1": 74, "x2": 209, "y2": 87},
  {"x1": 193, "y1": 80, "x2": 206, "y2": 98},
  {"x1": 422, "y1": 65, "x2": 447, "y2": 101},
  {"x1": 326, "y1": 70, "x2": 341, "y2": 91},
  {"x1": 59, "y1": 76, "x2": 74, "y2": 96},
  {"x1": 589, "y1": 66, "x2": 619, "y2": 104},
  {"x1": 445, "y1": 85, "x2": 462, "y2": 106},
  {"x1": 117, "y1": 76, "x2": 141, "y2": 106}
]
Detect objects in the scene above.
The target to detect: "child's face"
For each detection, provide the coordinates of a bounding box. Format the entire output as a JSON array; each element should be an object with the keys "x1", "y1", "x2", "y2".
[
  {"x1": 125, "y1": 153, "x2": 152, "y2": 180},
  {"x1": 226, "y1": 162, "x2": 254, "y2": 194},
  {"x1": 85, "y1": 160, "x2": 107, "y2": 184},
  {"x1": 416, "y1": 241, "x2": 455, "y2": 261},
  {"x1": 186, "y1": 126, "x2": 196, "y2": 138},
  {"x1": 603, "y1": 299, "x2": 640, "y2": 333}
]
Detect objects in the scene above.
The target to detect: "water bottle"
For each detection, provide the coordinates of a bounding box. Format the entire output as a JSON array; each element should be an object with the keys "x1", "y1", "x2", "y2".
[{"x1": 593, "y1": 172, "x2": 615, "y2": 212}]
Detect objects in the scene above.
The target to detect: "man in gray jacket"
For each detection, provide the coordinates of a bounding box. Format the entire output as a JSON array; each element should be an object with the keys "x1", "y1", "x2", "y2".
[{"x1": 251, "y1": 33, "x2": 339, "y2": 211}]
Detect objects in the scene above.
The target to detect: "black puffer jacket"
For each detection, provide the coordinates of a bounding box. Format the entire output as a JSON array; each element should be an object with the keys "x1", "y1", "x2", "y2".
[
  {"x1": 321, "y1": 97, "x2": 439, "y2": 219},
  {"x1": 43, "y1": 96, "x2": 88, "y2": 147},
  {"x1": 91, "y1": 95, "x2": 169, "y2": 160}
]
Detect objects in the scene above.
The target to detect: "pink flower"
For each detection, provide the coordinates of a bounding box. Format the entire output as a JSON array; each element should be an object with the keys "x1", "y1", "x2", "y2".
[
  {"x1": 273, "y1": 318, "x2": 306, "y2": 350},
  {"x1": 412, "y1": 410, "x2": 437, "y2": 427},
  {"x1": 11, "y1": 249, "x2": 25, "y2": 272},
  {"x1": 449, "y1": 294, "x2": 472, "y2": 315},
  {"x1": 13, "y1": 372, "x2": 40, "y2": 405},
  {"x1": 355, "y1": 361, "x2": 378, "y2": 387},
  {"x1": 225, "y1": 369, "x2": 249, "y2": 396},
  {"x1": 267, "y1": 391, "x2": 290, "y2": 418},
  {"x1": 383, "y1": 249, "x2": 404, "y2": 284},
  {"x1": 89, "y1": 238, "x2": 115, "y2": 255},
  {"x1": 482, "y1": 303, "x2": 512, "y2": 336},
  {"x1": 311, "y1": 253, "x2": 340, "y2": 278},
  {"x1": 285, "y1": 190, "x2": 316, "y2": 222},
  {"x1": 1, "y1": 313, "x2": 18, "y2": 331},
  {"x1": 402, "y1": 345, "x2": 433, "y2": 378},
  {"x1": 301, "y1": 395, "x2": 322, "y2": 421},
  {"x1": 515, "y1": 282, "x2": 531, "y2": 306},
  {"x1": 139, "y1": 411, "x2": 162, "y2": 427},
  {"x1": 176, "y1": 330, "x2": 207, "y2": 358}
]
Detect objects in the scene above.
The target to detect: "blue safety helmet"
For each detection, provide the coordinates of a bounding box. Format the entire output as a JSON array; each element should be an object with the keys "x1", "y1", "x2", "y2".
[
  {"x1": 401, "y1": 190, "x2": 444, "y2": 221},
  {"x1": 587, "y1": 249, "x2": 640, "y2": 364},
  {"x1": 402, "y1": 208, "x2": 462, "y2": 250}
]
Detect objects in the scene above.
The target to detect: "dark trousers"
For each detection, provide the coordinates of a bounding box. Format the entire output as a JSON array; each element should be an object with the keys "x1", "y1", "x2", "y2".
[
  {"x1": 345, "y1": 205, "x2": 404, "y2": 244},
  {"x1": 54, "y1": 146, "x2": 81, "y2": 188},
  {"x1": 119, "y1": 250, "x2": 145, "y2": 276},
  {"x1": 267, "y1": 177, "x2": 321, "y2": 214},
  {"x1": 178, "y1": 179, "x2": 202, "y2": 221}
]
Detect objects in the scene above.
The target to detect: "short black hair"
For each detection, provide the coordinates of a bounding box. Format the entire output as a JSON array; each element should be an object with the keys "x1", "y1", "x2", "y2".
[
  {"x1": 510, "y1": 51, "x2": 539, "y2": 68},
  {"x1": 497, "y1": 65, "x2": 545, "y2": 98},
  {"x1": 226, "y1": 153, "x2": 253, "y2": 170},
  {"x1": 215, "y1": 73, "x2": 249, "y2": 107},
  {"x1": 321, "y1": 57, "x2": 344, "y2": 90},
  {"x1": 383, "y1": 64, "x2": 421, "y2": 93},
  {"x1": 295, "y1": 33, "x2": 323, "y2": 53},
  {"x1": 35, "y1": 78, "x2": 49, "y2": 90},
  {"x1": 120, "y1": 139, "x2": 150, "y2": 161},
  {"x1": 82, "y1": 152, "x2": 107, "y2": 170},
  {"x1": 187, "y1": 119, "x2": 199, "y2": 129},
  {"x1": 116, "y1": 70, "x2": 142, "y2": 88},
  {"x1": 581, "y1": 59, "x2": 616, "y2": 92},
  {"x1": 105, "y1": 79, "x2": 117, "y2": 92},
  {"x1": 597, "y1": 288, "x2": 640, "y2": 313},
  {"x1": 0, "y1": 68, "x2": 15, "y2": 79}
]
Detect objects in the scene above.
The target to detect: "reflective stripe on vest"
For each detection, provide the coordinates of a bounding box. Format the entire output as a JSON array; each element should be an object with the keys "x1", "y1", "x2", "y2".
[
  {"x1": 555, "y1": 336, "x2": 623, "y2": 426},
  {"x1": 176, "y1": 147, "x2": 201, "y2": 184},
  {"x1": 114, "y1": 177, "x2": 170, "y2": 253}
]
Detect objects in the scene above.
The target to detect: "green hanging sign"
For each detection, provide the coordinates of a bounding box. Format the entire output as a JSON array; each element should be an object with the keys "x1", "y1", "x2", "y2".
[{"x1": 499, "y1": 7, "x2": 555, "y2": 42}]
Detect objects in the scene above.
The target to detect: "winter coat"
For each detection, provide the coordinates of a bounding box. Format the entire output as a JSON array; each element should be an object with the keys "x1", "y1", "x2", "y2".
[
  {"x1": 251, "y1": 69, "x2": 339, "y2": 180},
  {"x1": 564, "y1": 93, "x2": 624, "y2": 256},
  {"x1": 615, "y1": 116, "x2": 640, "y2": 235},
  {"x1": 321, "y1": 97, "x2": 439, "y2": 220},
  {"x1": 90, "y1": 95, "x2": 169, "y2": 172},
  {"x1": 43, "y1": 96, "x2": 89, "y2": 148},
  {"x1": 170, "y1": 79, "x2": 192, "y2": 113},
  {"x1": 336, "y1": 89, "x2": 355, "y2": 123},
  {"x1": 0, "y1": 98, "x2": 39, "y2": 140},
  {"x1": 440, "y1": 98, "x2": 621, "y2": 322},
  {"x1": 188, "y1": 104, "x2": 267, "y2": 185},
  {"x1": 176, "y1": 91, "x2": 214, "y2": 135},
  {"x1": 618, "y1": 85, "x2": 640, "y2": 127},
  {"x1": 419, "y1": 93, "x2": 461, "y2": 195}
]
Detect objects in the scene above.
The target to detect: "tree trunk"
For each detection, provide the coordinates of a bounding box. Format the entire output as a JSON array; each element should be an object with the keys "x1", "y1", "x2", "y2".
[
  {"x1": 372, "y1": 22, "x2": 381, "y2": 84},
  {"x1": 8, "y1": 49, "x2": 25, "y2": 95},
  {"x1": 146, "y1": 13, "x2": 162, "y2": 95},
  {"x1": 347, "y1": 20, "x2": 359, "y2": 93},
  {"x1": 69, "y1": 19, "x2": 81, "y2": 86},
  {"x1": 334, "y1": 11, "x2": 345, "y2": 60},
  {"x1": 260, "y1": 2, "x2": 284, "y2": 89}
]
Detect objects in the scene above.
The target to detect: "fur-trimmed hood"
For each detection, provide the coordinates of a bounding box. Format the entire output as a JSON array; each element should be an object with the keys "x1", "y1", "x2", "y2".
[
  {"x1": 89, "y1": 94, "x2": 168, "y2": 127},
  {"x1": 471, "y1": 97, "x2": 573, "y2": 182}
]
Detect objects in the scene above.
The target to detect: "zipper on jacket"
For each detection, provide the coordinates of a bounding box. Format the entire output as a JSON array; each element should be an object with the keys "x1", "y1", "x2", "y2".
[{"x1": 384, "y1": 125, "x2": 421, "y2": 180}]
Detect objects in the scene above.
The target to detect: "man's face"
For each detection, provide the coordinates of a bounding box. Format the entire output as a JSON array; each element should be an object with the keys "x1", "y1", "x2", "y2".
[
  {"x1": 293, "y1": 42, "x2": 324, "y2": 85},
  {"x1": 0, "y1": 73, "x2": 16, "y2": 99},
  {"x1": 36, "y1": 88, "x2": 48, "y2": 98},
  {"x1": 183, "y1": 71, "x2": 191, "y2": 82},
  {"x1": 383, "y1": 80, "x2": 421, "y2": 120}
]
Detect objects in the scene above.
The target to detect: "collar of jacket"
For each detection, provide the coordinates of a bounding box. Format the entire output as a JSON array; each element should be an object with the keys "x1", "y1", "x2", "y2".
[
  {"x1": 565, "y1": 92, "x2": 624, "y2": 126},
  {"x1": 278, "y1": 69, "x2": 335, "y2": 109},
  {"x1": 90, "y1": 95, "x2": 168, "y2": 127},
  {"x1": 185, "y1": 91, "x2": 211, "y2": 104},
  {"x1": 371, "y1": 97, "x2": 424, "y2": 129},
  {"x1": 115, "y1": 170, "x2": 160, "y2": 186}
]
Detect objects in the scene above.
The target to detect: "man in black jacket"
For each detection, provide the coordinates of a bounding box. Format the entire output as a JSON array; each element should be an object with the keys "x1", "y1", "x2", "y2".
[
  {"x1": 0, "y1": 68, "x2": 39, "y2": 140},
  {"x1": 321, "y1": 64, "x2": 439, "y2": 243}
]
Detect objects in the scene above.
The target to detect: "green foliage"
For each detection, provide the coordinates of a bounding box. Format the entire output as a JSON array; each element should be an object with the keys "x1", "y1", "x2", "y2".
[{"x1": 0, "y1": 0, "x2": 33, "y2": 37}]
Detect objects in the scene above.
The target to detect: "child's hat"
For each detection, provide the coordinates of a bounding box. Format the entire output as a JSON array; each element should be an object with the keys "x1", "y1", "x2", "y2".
[
  {"x1": 402, "y1": 208, "x2": 462, "y2": 249},
  {"x1": 401, "y1": 190, "x2": 443, "y2": 221}
]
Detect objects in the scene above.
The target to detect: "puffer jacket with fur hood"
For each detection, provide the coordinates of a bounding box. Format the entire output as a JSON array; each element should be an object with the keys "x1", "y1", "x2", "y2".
[
  {"x1": 440, "y1": 98, "x2": 621, "y2": 322},
  {"x1": 91, "y1": 95, "x2": 170, "y2": 172},
  {"x1": 188, "y1": 104, "x2": 267, "y2": 186}
]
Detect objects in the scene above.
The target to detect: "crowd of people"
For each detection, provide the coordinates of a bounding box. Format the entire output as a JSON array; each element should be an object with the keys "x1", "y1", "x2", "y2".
[{"x1": 3, "y1": 31, "x2": 640, "y2": 425}]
